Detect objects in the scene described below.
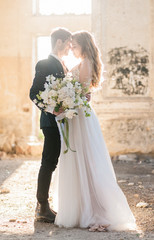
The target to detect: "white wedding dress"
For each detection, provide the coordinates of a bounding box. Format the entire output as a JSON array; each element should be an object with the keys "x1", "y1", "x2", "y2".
[{"x1": 51, "y1": 63, "x2": 136, "y2": 231}]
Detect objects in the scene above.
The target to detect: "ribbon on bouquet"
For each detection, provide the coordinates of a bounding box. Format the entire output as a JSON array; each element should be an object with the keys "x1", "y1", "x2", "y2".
[{"x1": 58, "y1": 118, "x2": 76, "y2": 154}]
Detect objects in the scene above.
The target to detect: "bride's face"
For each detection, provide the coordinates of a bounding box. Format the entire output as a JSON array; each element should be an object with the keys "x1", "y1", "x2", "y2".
[{"x1": 72, "y1": 39, "x2": 82, "y2": 59}]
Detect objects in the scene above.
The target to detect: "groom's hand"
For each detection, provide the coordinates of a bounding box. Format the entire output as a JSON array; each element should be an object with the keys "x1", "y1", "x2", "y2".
[
  {"x1": 53, "y1": 107, "x2": 64, "y2": 116},
  {"x1": 86, "y1": 92, "x2": 91, "y2": 102}
]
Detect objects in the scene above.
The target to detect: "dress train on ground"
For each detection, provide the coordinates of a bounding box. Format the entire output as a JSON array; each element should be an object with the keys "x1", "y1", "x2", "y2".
[{"x1": 51, "y1": 107, "x2": 136, "y2": 231}]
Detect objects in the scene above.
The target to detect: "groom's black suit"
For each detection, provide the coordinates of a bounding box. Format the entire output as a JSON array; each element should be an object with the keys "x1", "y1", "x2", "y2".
[{"x1": 30, "y1": 55, "x2": 64, "y2": 204}]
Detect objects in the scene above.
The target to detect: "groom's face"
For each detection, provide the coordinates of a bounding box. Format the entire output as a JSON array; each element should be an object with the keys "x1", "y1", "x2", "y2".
[{"x1": 59, "y1": 38, "x2": 71, "y2": 56}]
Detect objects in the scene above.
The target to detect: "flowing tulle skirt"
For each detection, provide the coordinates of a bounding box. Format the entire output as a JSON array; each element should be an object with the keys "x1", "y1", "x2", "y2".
[{"x1": 51, "y1": 108, "x2": 136, "y2": 231}]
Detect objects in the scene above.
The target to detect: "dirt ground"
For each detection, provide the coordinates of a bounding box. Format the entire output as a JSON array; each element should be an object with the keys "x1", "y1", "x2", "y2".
[{"x1": 0, "y1": 155, "x2": 154, "y2": 240}]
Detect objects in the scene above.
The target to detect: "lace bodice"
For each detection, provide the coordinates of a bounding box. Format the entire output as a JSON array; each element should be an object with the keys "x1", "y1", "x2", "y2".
[
  {"x1": 71, "y1": 59, "x2": 92, "y2": 90},
  {"x1": 71, "y1": 64, "x2": 80, "y2": 81}
]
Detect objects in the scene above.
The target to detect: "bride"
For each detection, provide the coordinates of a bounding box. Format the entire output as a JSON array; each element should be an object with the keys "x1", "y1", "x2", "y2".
[{"x1": 52, "y1": 31, "x2": 136, "y2": 232}]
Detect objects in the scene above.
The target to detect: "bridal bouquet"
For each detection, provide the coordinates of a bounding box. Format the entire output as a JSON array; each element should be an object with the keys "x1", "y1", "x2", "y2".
[{"x1": 34, "y1": 74, "x2": 91, "y2": 153}]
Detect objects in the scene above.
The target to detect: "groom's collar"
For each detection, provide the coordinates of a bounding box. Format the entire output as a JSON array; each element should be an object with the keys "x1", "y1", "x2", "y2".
[
  {"x1": 49, "y1": 53, "x2": 68, "y2": 74},
  {"x1": 49, "y1": 53, "x2": 63, "y2": 64}
]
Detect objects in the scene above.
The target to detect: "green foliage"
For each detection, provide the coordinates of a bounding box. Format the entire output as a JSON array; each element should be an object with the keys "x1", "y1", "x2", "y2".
[
  {"x1": 36, "y1": 94, "x2": 42, "y2": 100},
  {"x1": 54, "y1": 105, "x2": 60, "y2": 112}
]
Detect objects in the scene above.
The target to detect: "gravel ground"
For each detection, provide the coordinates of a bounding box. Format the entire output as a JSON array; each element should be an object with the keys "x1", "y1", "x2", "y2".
[{"x1": 0, "y1": 156, "x2": 154, "y2": 240}]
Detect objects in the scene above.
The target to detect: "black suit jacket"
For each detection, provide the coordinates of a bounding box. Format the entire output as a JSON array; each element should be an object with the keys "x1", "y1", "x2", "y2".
[{"x1": 30, "y1": 55, "x2": 64, "y2": 128}]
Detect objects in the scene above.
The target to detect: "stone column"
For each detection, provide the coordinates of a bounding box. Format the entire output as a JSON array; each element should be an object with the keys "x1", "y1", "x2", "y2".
[{"x1": 92, "y1": 0, "x2": 108, "y2": 64}]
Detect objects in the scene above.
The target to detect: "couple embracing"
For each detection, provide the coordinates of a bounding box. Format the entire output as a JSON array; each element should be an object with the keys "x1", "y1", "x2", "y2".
[{"x1": 30, "y1": 28, "x2": 136, "y2": 232}]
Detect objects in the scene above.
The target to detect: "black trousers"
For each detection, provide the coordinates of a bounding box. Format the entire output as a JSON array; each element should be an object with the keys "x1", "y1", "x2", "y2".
[{"x1": 37, "y1": 126, "x2": 61, "y2": 204}]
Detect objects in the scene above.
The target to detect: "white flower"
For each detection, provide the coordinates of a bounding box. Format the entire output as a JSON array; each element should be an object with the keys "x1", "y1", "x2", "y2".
[
  {"x1": 75, "y1": 82, "x2": 82, "y2": 94},
  {"x1": 40, "y1": 90, "x2": 49, "y2": 104},
  {"x1": 38, "y1": 102, "x2": 44, "y2": 108},
  {"x1": 75, "y1": 96, "x2": 83, "y2": 106},
  {"x1": 33, "y1": 99, "x2": 38, "y2": 104},
  {"x1": 46, "y1": 75, "x2": 51, "y2": 82},
  {"x1": 82, "y1": 96, "x2": 87, "y2": 102},
  {"x1": 45, "y1": 105, "x2": 54, "y2": 113},
  {"x1": 78, "y1": 105, "x2": 83, "y2": 109},
  {"x1": 67, "y1": 82, "x2": 73, "y2": 89},
  {"x1": 51, "y1": 83, "x2": 57, "y2": 90},
  {"x1": 82, "y1": 106, "x2": 88, "y2": 112},
  {"x1": 49, "y1": 78, "x2": 59, "y2": 90},
  {"x1": 51, "y1": 75, "x2": 56, "y2": 81},
  {"x1": 75, "y1": 81, "x2": 80, "y2": 86},
  {"x1": 58, "y1": 87, "x2": 69, "y2": 100},
  {"x1": 65, "y1": 109, "x2": 77, "y2": 119},
  {"x1": 62, "y1": 77, "x2": 68, "y2": 84},
  {"x1": 48, "y1": 89, "x2": 57, "y2": 98},
  {"x1": 75, "y1": 88, "x2": 82, "y2": 94},
  {"x1": 47, "y1": 98, "x2": 56, "y2": 107},
  {"x1": 63, "y1": 97, "x2": 75, "y2": 108},
  {"x1": 46, "y1": 75, "x2": 56, "y2": 82},
  {"x1": 44, "y1": 82, "x2": 49, "y2": 89}
]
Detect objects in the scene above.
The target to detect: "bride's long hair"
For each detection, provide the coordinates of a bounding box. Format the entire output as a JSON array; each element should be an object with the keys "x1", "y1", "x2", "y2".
[{"x1": 72, "y1": 31, "x2": 102, "y2": 88}]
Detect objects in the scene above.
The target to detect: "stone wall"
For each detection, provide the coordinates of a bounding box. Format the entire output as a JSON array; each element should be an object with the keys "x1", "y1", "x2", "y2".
[{"x1": 91, "y1": 0, "x2": 154, "y2": 155}]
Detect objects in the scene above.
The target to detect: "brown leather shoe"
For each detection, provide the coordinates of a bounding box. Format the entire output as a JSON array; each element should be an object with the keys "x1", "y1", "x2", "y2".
[{"x1": 35, "y1": 202, "x2": 56, "y2": 223}]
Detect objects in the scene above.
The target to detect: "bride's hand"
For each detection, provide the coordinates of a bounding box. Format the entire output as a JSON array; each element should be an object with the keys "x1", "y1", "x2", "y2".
[
  {"x1": 86, "y1": 92, "x2": 91, "y2": 102},
  {"x1": 53, "y1": 107, "x2": 64, "y2": 116}
]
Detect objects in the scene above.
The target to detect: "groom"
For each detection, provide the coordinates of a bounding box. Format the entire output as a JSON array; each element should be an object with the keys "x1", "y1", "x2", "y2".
[{"x1": 30, "y1": 28, "x2": 72, "y2": 223}]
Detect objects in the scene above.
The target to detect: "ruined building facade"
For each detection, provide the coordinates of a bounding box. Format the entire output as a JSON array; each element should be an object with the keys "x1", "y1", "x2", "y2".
[{"x1": 0, "y1": 0, "x2": 153, "y2": 155}]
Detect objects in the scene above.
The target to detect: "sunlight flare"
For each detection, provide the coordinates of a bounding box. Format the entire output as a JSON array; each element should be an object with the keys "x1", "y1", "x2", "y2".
[
  {"x1": 39, "y1": 0, "x2": 91, "y2": 15},
  {"x1": 37, "y1": 36, "x2": 80, "y2": 70}
]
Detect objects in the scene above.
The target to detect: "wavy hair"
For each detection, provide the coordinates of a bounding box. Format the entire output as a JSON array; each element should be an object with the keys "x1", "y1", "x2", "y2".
[
  {"x1": 72, "y1": 31, "x2": 102, "y2": 87},
  {"x1": 51, "y1": 28, "x2": 72, "y2": 49}
]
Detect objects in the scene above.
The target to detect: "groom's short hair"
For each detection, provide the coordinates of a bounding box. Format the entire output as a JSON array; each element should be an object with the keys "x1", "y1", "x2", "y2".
[{"x1": 51, "y1": 28, "x2": 72, "y2": 49}]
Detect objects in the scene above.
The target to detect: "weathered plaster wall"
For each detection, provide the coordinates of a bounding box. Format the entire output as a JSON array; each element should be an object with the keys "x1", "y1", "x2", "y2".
[{"x1": 92, "y1": 0, "x2": 154, "y2": 155}]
